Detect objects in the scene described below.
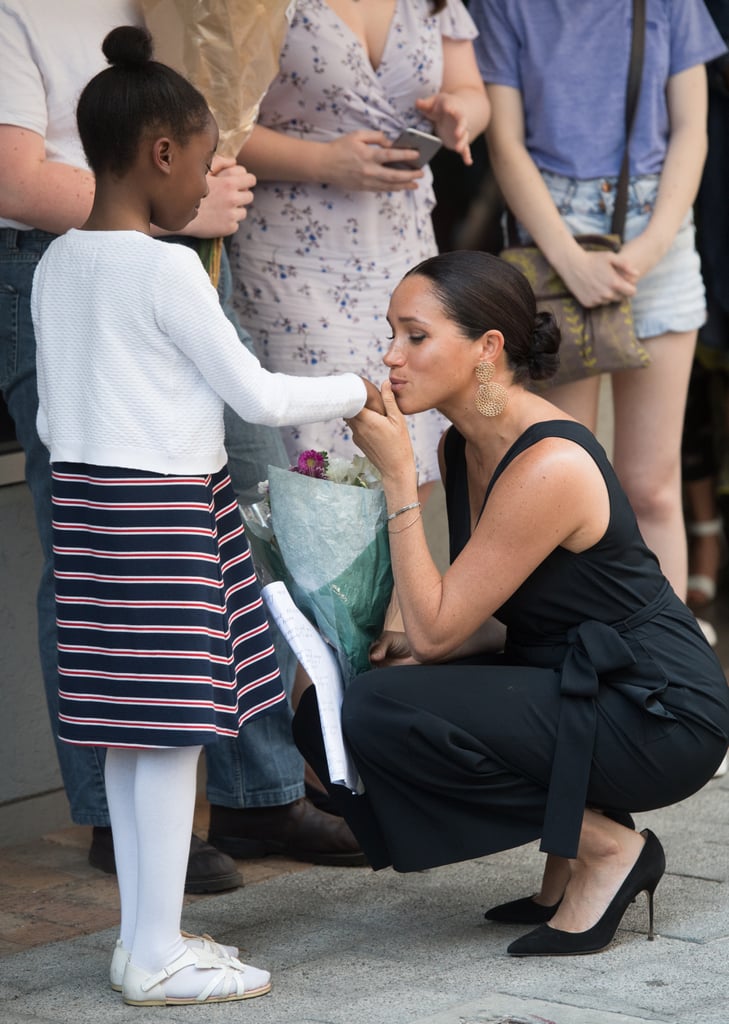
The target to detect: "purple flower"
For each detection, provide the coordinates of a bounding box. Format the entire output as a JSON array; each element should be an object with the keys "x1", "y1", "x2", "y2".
[{"x1": 294, "y1": 449, "x2": 329, "y2": 479}]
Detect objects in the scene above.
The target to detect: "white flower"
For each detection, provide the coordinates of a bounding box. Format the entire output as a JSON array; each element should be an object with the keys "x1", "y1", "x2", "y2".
[{"x1": 326, "y1": 454, "x2": 382, "y2": 488}]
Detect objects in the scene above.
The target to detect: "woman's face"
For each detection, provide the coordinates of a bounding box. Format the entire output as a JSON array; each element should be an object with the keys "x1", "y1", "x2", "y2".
[{"x1": 383, "y1": 274, "x2": 479, "y2": 416}]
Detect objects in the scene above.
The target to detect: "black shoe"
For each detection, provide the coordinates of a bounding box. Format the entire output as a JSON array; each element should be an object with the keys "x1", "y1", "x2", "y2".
[
  {"x1": 485, "y1": 813, "x2": 634, "y2": 925},
  {"x1": 88, "y1": 826, "x2": 243, "y2": 894},
  {"x1": 507, "y1": 829, "x2": 665, "y2": 957},
  {"x1": 484, "y1": 895, "x2": 561, "y2": 924},
  {"x1": 208, "y1": 798, "x2": 367, "y2": 867}
]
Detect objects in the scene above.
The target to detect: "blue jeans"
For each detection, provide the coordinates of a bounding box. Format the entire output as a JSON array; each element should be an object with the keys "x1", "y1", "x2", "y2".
[
  {"x1": 0, "y1": 228, "x2": 302, "y2": 821},
  {"x1": 205, "y1": 241, "x2": 304, "y2": 807},
  {"x1": 0, "y1": 228, "x2": 107, "y2": 824}
]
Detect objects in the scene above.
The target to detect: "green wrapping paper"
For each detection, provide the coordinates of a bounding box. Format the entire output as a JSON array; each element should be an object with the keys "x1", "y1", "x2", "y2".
[{"x1": 241, "y1": 466, "x2": 393, "y2": 684}]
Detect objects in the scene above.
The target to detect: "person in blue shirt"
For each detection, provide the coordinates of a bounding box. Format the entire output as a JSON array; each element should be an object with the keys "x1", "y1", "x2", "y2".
[{"x1": 472, "y1": 0, "x2": 725, "y2": 616}]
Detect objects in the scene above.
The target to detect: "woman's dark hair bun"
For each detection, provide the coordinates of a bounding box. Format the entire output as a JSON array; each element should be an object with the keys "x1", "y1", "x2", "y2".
[
  {"x1": 102, "y1": 25, "x2": 154, "y2": 67},
  {"x1": 528, "y1": 309, "x2": 561, "y2": 381}
]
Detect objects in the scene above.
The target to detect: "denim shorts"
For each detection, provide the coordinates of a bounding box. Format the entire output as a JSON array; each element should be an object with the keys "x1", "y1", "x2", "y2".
[{"x1": 514, "y1": 172, "x2": 706, "y2": 340}]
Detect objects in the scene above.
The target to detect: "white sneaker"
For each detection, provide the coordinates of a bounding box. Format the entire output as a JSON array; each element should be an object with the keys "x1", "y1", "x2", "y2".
[
  {"x1": 713, "y1": 753, "x2": 728, "y2": 779},
  {"x1": 696, "y1": 617, "x2": 718, "y2": 647}
]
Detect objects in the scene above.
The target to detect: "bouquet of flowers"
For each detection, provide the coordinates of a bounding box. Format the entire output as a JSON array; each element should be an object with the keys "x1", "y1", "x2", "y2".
[{"x1": 240, "y1": 451, "x2": 393, "y2": 684}]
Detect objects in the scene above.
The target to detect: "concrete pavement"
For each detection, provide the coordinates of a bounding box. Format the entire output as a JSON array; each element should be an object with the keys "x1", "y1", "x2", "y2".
[{"x1": 1, "y1": 770, "x2": 727, "y2": 1024}]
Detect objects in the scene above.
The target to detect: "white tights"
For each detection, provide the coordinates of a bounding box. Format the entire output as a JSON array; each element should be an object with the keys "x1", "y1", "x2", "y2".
[{"x1": 105, "y1": 746, "x2": 200, "y2": 978}]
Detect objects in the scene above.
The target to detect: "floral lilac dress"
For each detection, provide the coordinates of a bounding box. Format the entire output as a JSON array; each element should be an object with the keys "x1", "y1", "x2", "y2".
[{"x1": 229, "y1": 0, "x2": 477, "y2": 482}]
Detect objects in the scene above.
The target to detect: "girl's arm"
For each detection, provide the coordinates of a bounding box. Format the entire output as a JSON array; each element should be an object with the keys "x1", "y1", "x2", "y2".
[
  {"x1": 159, "y1": 246, "x2": 370, "y2": 425},
  {"x1": 415, "y1": 37, "x2": 491, "y2": 166},
  {"x1": 619, "y1": 64, "x2": 709, "y2": 279},
  {"x1": 348, "y1": 383, "x2": 609, "y2": 662},
  {"x1": 485, "y1": 85, "x2": 638, "y2": 308}
]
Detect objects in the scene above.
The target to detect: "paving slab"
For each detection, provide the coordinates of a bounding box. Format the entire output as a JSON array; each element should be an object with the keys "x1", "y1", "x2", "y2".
[{"x1": 1, "y1": 781, "x2": 728, "y2": 1024}]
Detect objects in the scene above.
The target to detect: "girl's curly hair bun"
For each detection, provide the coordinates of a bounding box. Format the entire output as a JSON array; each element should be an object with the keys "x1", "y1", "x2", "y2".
[{"x1": 102, "y1": 25, "x2": 154, "y2": 67}]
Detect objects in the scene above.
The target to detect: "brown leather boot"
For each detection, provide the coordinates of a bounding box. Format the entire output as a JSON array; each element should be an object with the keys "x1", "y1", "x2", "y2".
[{"x1": 207, "y1": 798, "x2": 367, "y2": 867}]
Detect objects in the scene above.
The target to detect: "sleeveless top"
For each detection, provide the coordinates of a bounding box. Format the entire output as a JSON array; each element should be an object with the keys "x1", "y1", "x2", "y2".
[{"x1": 443, "y1": 419, "x2": 729, "y2": 857}]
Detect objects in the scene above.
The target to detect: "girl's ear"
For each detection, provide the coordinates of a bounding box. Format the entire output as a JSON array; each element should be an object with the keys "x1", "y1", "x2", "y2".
[{"x1": 152, "y1": 137, "x2": 173, "y2": 174}]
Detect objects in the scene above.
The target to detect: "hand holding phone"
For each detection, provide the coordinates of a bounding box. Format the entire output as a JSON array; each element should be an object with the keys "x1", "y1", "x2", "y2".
[{"x1": 385, "y1": 128, "x2": 442, "y2": 170}]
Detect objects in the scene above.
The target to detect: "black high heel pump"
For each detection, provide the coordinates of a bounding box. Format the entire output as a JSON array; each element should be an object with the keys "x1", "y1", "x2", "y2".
[
  {"x1": 484, "y1": 895, "x2": 561, "y2": 925},
  {"x1": 507, "y1": 829, "x2": 665, "y2": 957}
]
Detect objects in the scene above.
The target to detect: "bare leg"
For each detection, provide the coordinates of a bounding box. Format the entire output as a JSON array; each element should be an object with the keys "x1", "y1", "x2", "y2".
[
  {"x1": 542, "y1": 375, "x2": 602, "y2": 434},
  {"x1": 547, "y1": 810, "x2": 646, "y2": 934},
  {"x1": 612, "y1": 329, "x2": 697, "y2": 598}
]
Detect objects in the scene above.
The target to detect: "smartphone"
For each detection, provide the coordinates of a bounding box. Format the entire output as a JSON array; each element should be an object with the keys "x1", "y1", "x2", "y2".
[{"x1": 386, "y1": 127, "x2": 442, "y2": 169}]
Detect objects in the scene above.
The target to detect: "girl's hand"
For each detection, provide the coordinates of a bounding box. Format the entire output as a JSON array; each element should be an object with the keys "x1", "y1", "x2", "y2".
[
  {"x1": 560, "y1": 246, "x2": 638, "y2": 308},
  {"x1": 369, "y1": 630, "x2": 419, "y2": 668},
  {"x1": 618, "y1": 233, "x2": 666, "y2": 282},
  {"x1": 416, "y1": 93, "x2": 472, "y2": 165},
  {"x1": 359, "y1": 377, "x2": 386, "y2": 416},
  {"x1": 323, "y1": 130, "x2": 424, "y2": 191}
]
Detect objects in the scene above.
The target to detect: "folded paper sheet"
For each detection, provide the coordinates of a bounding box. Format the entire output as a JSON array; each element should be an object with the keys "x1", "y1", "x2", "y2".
[{"x1": 262, "y1": 581, "x2": 361, "y2": 793}]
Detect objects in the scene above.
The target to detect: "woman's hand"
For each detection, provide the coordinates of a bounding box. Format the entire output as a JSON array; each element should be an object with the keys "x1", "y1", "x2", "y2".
[
  {"x1": 323, "y1": 130, "x2": 424, "y2": 191},
  {"x1": 348, "y1": 380, "x2": 417, "y2": 487},
  {"x1": 184, "y1": 156, "x2": 256, "y2": 238},
  {"x1": 369, "y1": 630, "x2": 419, "y2": 668},
  {"x1": 416, "y1": 93, "x2": 473, "y2": 165}
]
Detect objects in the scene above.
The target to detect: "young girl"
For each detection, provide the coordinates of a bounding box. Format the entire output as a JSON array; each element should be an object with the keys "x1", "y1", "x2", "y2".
[{"x1": 31, "y1": 25, "x2": 381, "y2": 1007}]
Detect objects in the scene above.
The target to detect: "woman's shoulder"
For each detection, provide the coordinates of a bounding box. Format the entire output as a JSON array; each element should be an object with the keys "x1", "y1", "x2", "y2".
[
  {"x1": 511, "y1": 418, "x2": 604, "y2": 462},
  {"x1": 509, "y1": 422, "x2": 602, "y2": 474},
  {"x1": 492, "y1": 419, "x2": 610, "y2": 505}
]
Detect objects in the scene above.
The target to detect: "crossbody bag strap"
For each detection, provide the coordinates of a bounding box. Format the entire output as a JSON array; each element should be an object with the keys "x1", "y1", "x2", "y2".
[
  {"x1": 505, "y1": 1, "x2": 646, "y2": 248},
  {"x1": 610, "y1": 0, "x2": 646, "y2": 240}
]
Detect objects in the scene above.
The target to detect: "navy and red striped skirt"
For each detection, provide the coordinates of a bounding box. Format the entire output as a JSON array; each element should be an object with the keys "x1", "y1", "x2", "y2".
[{"x1": 51, "y1": 464, "x2": 285, "y2": 748}]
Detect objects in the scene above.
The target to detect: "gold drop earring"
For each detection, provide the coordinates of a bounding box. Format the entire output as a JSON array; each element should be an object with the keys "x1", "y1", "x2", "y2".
[{"x1": 475, "y1": 362, "x2": 508, "y2": 417}]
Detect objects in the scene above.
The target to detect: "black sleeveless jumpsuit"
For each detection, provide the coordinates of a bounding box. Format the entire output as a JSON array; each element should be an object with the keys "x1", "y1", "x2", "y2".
[{"x1": 336, "y1": 421, "x2": 729, "y2": 872}]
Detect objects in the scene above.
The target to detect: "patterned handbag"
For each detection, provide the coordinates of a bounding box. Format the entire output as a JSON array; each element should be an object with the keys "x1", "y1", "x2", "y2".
[
  {"x1": 499, "y1": 0, "x2": 649, "y2": 389},
  {"x1": 500, "y1": 235, "x2": 650, "y2": 388}
]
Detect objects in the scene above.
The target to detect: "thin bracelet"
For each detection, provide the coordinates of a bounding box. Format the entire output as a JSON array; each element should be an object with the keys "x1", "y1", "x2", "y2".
[
  {"x1": 386, "y1": 500, "x2": 421, "y2": 522},
  {"x1": 387, "y1": 511, "x2": 422, "y2": 534}
]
